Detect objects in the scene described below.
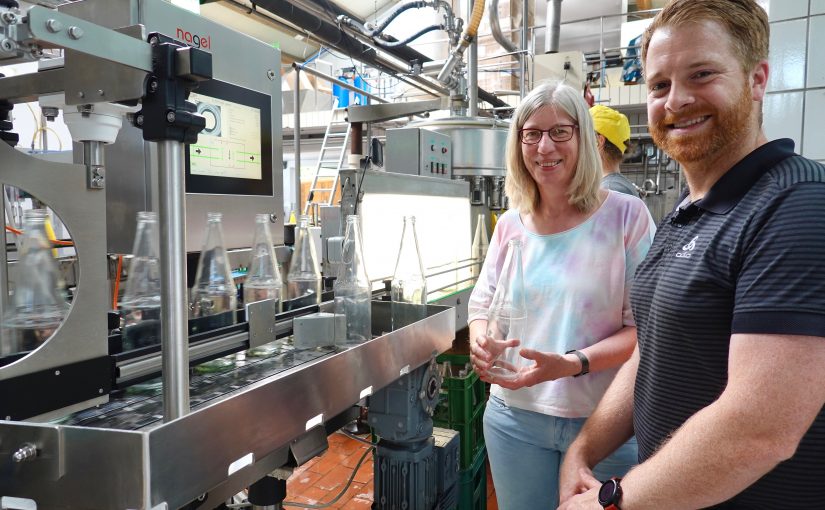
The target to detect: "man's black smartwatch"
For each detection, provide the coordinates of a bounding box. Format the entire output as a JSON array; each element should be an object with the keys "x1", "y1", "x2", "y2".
[{"x1": 598, "y1": 477, "x2": 623, "y2": 510}]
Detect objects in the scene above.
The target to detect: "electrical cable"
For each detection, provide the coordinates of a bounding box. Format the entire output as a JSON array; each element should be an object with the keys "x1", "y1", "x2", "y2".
[
  {"x1": 113, "y1": 255, "x2": 123, "y2": 309},
  {"x1": 4, "y1": 225, "x2": 74, "y2": 247},
  {"x1": 282, "y1": 444, "x2": 374, "y2": 509}
]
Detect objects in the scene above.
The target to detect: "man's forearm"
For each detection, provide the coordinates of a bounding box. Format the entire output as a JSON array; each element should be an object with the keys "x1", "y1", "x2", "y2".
[
  {"x1": 620, "y1": 398, "x2": 786, "y2": 509},
  {"x1": 569, "y1": 346, "x2": 638, "y2": 465}
]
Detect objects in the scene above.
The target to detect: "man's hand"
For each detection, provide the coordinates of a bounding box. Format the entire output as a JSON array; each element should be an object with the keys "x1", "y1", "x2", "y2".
[
  {"x1": 559, "y1": 461, "x2": 601, "y2": 504},
  {"x1": 557, "y1": 487, "x2": 602, "y2": 510}
]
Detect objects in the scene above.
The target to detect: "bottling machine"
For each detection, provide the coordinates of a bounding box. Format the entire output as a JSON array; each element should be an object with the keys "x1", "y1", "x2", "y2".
[{"x1": 0, "y1": 1, "x2": 460, "y2": 508}]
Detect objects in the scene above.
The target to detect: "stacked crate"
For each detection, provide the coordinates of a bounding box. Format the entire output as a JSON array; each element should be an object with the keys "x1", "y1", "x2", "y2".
[{"x1": 435, "y1": 353, "x2": 488, "y2": 510}]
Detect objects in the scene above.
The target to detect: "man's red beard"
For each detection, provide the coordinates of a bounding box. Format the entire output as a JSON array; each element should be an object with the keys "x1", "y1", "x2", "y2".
[{"x1": 650, "y1": 84, "x2": 753, "y2": 164}]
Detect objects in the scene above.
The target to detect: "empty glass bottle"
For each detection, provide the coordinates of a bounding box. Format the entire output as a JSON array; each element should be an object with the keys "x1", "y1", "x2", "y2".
[
  {"x1": 244, "y1": 214, "x2": 282, "y2": 311},
  {"x1": 334, "y1": 215, "x2": 371, "y2": 346},
  {"x1": 287, "y1": 215, "x2": 322, "y2": 307},
  {"x1": 471, "y1": 214, "x2": 489, "y2": 277},
  {"x1": 189, "y1": 212, "x2": 237, "y2": 328},
  {"x1": 1, "y1": 209, "x2": 69, "y2": 356},
  {"x1": 120, "y1": 212, "x2": 162, "y2": 350},
  {"x1": 486, "y1": 239, "x2": 527, "y2": 380},
  {"x1": 390, "y1": 216, "x2": 427, "y2": 329}
]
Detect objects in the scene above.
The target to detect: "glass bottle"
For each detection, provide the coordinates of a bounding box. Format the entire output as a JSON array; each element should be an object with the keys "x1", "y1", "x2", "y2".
[
  {"x1": 120, "y1": 212, "x2": 162, "y2": 350},
  {"x1": 189, "y1": 212, "x2": 237, "y2": 328},
  {"x1": 333, "y1": 215, "x2": 371, "y2": 346},
  {"x1": 244, "y1": 214, "x2": 282, "y2": 311},
  {"x1": 287, "y1": 215, "x2": 322, "y2": 307},
  {"x1": 1, "y1": 209, "x2": 69, "y2": 356},
  {"x1": 486, "y1": 239, "x2": 527, "y2": 380},
  {"x1": 390, "y1": 216, "x2": 427, "y2": 329},
  {"x1": 471, "y1": 214, "x2": 489, "y2": 277}
]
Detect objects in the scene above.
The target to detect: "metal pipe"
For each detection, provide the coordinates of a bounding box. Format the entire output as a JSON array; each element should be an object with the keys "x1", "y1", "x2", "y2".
[
  {"x1": 467, "y1": 0, "x2": 478, "y2": 117},
  {"x1": 157, "y1": 140, "x2": 189, "y2": 421},
  {"x1": 545, "y1": 0, "x2": 562, "y2": 53},
  {"x1": 293, "y1": 63, "x2": 388, "y2": 104},
  {"x1": 294, "y1": 67, "x2": 302, "y2": 216},
  {"x1": 520, "y1": 0, "x2": 528, "y2": 96},
  {"x1": 489, "y1": 0, "x2": 518, "y2": 52}
]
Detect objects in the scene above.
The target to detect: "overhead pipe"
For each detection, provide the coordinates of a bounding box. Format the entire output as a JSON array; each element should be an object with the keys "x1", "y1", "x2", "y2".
[
  {"x1": 297, "y1": 0, "x2": 507, "y2": 108},
  {"x1": 545, "y1": 0, "x2": 562, "y2": 53},
  {"x1": 253, "y1": 0, "x2": 507, "y2": 108},
  {"x1": 520, "y1": 0, "x2": 528, "y2": 97},
  {"x1": 437, "y1": 0, "x2": 486, "y2": 87},
  {"x1": 489, "y1": 0, "x2": 517, "y2": 53},
  {"x1": 467, "y1": 0, "x2": 478, "y2": 116}
]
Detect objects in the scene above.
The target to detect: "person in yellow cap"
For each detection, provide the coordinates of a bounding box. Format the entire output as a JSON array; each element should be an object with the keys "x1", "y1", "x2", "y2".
[{"x1": 590, "y1": 104, "x2": 638, "y2": 196}]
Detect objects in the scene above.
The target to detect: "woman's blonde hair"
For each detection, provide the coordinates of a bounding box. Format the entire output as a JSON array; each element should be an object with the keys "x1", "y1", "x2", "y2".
[{"x1": 504, "y1": 80, "x2": 602, "y2": 214}]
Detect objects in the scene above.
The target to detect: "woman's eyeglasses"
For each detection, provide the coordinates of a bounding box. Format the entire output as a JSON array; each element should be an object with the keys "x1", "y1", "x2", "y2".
[{"x1": 519, "y1": 125, "x2": 578, "y2": 144}]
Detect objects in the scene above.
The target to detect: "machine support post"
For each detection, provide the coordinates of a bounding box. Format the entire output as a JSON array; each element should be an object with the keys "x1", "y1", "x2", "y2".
[{"x1": 158, "y1": 139, "x2": 190, "y2": 420}]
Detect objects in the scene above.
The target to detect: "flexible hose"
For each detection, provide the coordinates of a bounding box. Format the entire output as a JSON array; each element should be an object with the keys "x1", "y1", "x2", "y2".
[
  {"x1": 373, "y1": 24, "x2": 445, "y2": 48},
  {"x1": 366, "y1": 1, "x2": 429, "y2": 36},
  {"x1": 436, "y1": 0, "x2": 487, "y2": 85},
  {"x1": 465, "y1": 0, "x2": 486, "y2": 38}
]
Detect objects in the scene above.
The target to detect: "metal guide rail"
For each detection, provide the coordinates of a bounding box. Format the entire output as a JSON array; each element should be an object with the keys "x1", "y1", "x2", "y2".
[{"x1": 0, "y1": 301, "x2": 455, "y2": 509}]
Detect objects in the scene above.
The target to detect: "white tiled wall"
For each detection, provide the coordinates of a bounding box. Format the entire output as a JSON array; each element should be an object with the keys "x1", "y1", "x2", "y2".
[
  {"x1": 764, "y1": 92, "x2": 804, "y2": 149},
  {"x1": 802, "y1": 89, "x2": 825, "y2": 160},
  {"x1": 764, "y1": 2, "x2": 825, "y2": 158},
  {"x1": 809, "y1": 15, "x2": 825, "y2": 87},
  {"x1": 767, "y1": 0, "x2": 809, "y2": 21},
  {"x1": 767, "y1": 19, "x2": 807, "y2": 91}
]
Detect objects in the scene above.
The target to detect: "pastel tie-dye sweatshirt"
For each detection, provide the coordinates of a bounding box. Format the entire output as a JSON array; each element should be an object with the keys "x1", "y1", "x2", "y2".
[{"x1": 468, "y1": 191, "x2": 655, "y2": 417}]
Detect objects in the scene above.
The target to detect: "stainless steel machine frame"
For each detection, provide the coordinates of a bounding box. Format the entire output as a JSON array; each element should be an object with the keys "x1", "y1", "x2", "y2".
[
  {"x1": 0, "y1": 302, "x2": 455, "y2": 509},
  {"x1": 59, "y1": 0, "x2": 284, "y2": 253}
]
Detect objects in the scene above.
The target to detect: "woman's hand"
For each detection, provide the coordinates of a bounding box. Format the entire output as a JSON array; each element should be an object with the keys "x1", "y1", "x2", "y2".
[
  {"x1": 469, "y1": 333, "x2": 519, "y2": 381},
  {"x1": 491, "y1": 348, "x2": 582, "y2": 390}
]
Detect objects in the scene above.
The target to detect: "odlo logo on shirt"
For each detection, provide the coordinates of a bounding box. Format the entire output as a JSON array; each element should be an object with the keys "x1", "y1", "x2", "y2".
[{"x1": 675, "y1": 236, "x2": 699, "y2": 258}]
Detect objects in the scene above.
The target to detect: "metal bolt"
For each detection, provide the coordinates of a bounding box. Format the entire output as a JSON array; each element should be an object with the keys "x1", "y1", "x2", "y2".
[
  {"x1": 166, "y1": 111, "x2": 176, "y2": 123},
  {"x1": 98, "y1": 388, "x2": 104, "y2": 394},
  {"x1": 135, "y1": 115, "x2": 144, "y2": 126},
  {"x1": 68, "y1": 26, "x2": 84, "y2": 40},
  {"x1": 54, "y1": 370, "x2": 60, "y2": 376},
  {"x1": 12, "y1": 444, "x2": 37, "y2": 463},
  {"x1": 149, "y1": 35, "x2": 159, "y2": 46},
  {"x1": 149, "y1": 79, "x2": 158, "y2": 93},
  {"x1": 269, "y1": 213, "x2": 278, "y2": 223},
  {"x1": 0, "y1": 39, "x2": 13, "y2": 52},
  {"x1": 98, "y1": 89, "x2": 105, "y2": 97},
  {"x1": 45, "y1": 19, "x2": 63, "y2": 33},
  {"x1": 266, "y1": 69, "x2": 276, "y2": 81},
  {"x1": 77, "y1": 91, "x2": 85, "y2": 99}
]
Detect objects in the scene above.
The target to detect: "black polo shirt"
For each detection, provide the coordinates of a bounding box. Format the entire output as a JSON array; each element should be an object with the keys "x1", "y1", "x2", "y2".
[{"x1": 630, "y1": 139, "x2": 825, "y2": 509}]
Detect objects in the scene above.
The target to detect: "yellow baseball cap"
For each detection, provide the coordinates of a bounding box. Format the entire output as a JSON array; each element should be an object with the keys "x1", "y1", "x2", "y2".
[{"x1": 590, "y1": 105, "x2": 631, "y2": 153}]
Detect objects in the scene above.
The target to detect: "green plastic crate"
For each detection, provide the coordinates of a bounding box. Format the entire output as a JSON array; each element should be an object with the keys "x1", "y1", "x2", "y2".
[
  {"x1": 434, "y1": 362, "x2": 487, "y2": 426},
  {"x1": 435, "y1": 402, "x2": 485, "y2": 471},
  {"x1": 457, "y1": 445, "x2": 487, "y2": 510}
]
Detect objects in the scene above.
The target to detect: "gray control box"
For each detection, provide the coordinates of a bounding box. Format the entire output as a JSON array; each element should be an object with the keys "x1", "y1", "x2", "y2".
[{"x1": 385, "y1": 128, "x2": 452, "y2": 179}]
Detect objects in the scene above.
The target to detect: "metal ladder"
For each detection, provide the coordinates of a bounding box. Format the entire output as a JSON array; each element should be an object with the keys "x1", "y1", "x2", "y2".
[{"x1": 303, "y1": 103, "x2": 351, "y2": 215}]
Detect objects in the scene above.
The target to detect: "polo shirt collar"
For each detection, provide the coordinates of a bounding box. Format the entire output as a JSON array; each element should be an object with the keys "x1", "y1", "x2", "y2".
[{"x1": 695, "y1": 138, "x2": 797, "y2": 214}]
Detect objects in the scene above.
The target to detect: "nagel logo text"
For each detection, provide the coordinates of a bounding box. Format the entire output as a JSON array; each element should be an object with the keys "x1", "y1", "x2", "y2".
[{"x1": 176, "y1": 27, "x2": 211, "y2": 49}]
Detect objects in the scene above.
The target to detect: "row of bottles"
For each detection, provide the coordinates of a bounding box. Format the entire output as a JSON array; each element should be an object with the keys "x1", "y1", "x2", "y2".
[{"x1": 1, "y1": 207, "x2": 429, "y2": 357}]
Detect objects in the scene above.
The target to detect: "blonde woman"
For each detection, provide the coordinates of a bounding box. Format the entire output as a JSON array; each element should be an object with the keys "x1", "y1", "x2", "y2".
[{"x1": 468, "y1": 81, "x2": 655, "y2": 509}]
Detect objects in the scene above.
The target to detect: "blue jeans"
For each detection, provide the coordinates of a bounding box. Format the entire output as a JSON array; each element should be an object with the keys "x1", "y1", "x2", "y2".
[{"x1": 484, "y1": 395, "x2": 638, "y2": 509}]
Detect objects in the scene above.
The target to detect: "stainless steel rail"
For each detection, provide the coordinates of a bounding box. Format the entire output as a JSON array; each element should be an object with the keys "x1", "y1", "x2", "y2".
[{"x1": 0, "y1": 301, "x2": 455, "y2": 510}]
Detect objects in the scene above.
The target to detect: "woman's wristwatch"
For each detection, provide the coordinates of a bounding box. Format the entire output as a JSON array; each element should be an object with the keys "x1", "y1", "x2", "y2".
[
  {"x1": 598, "y1": 477, "x2": 623, "y2": 510},
  {"x1": 565, "y1": 349, "x2": 590, "y2": 377}
]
